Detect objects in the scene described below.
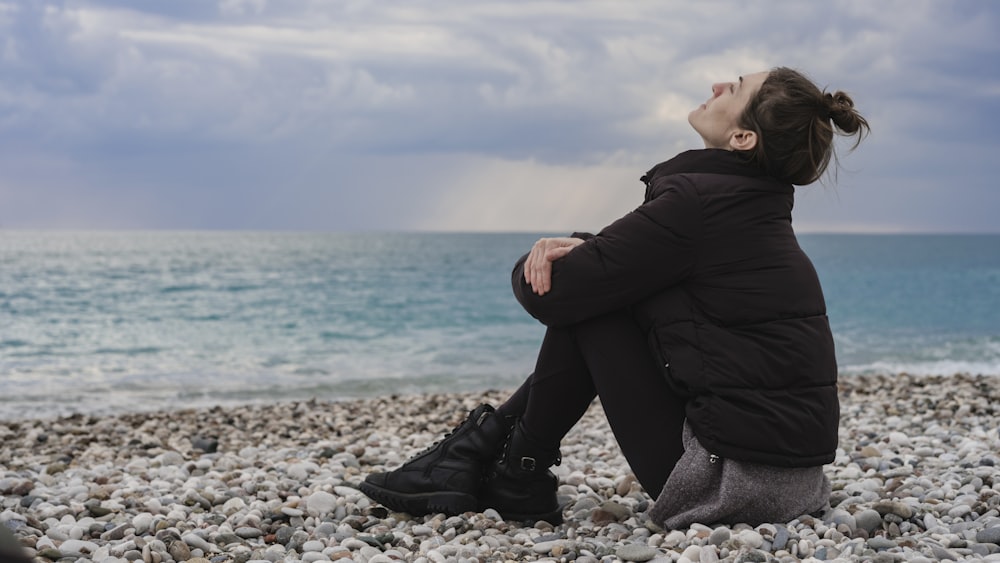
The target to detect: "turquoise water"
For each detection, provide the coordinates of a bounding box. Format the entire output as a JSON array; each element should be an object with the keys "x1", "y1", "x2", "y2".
[{"x1": 1, "y1": 231, "x2": 998, "y2": 420}]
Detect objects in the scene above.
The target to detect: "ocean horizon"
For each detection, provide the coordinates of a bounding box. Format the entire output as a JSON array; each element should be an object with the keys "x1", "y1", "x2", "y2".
[{"x1": 2, "y1": 230, "x2": 999, "y2": 421}]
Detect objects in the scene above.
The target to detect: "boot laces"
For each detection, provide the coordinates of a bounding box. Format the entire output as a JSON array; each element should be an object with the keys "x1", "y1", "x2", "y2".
[{"x1": 412, "y1": 407, "x2": 478, "y2": 456}]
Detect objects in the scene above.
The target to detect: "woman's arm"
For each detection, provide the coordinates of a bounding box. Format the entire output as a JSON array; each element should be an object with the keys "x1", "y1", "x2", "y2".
[{"x1": 512, "y1": 180, "x2": 702, "y2": 327}]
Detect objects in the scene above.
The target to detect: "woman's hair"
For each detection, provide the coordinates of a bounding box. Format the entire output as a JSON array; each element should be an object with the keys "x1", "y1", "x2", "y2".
[{"x1": 738, "y1": 67, "x2": 870, "y2": 185}]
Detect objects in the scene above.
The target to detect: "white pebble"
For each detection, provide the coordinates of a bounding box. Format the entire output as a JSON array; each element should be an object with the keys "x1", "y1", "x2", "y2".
[
  {"x1": 662, "y1": 530, "x2": 687, "y2": 547},
  {"x1": 287, "y1": 462, "x2": 316, "y2": 481},
  {"x1": 305, "y1": 491, "x2": 337, "y2": 515},
  {"x1": 949, "y1": 505, "x2": 972, "y2": 518},
  {"x1": 888, "y1": 431, "x2": 911, "y2": 446},
  {"x1": 700, "y1": 545, "x2": 720, "y2": 563},
  {"x1": 301, "y1": 540, "x2": 326, "y2": 552},
  {"x1": 333, "y1": 485, "x2": 359, "y2": 498},
  {"x1": 132, "y1": 513, "x2": 153, "y2": 533},
  {"x1": 340, "y1": 538, "x2": 368, "y2": 550},
  {"x1": 532, "y1": 540, "x2": 565, "y2": 554},
  {"x1": 181, "y1": 533, "x2": 213, "y2": 552},
  {"x1": 412, "y1": 525, "x2": 434, "y2": 536},
  {"x1": 222, "y1": 497, "x2": 247, "y2": 515},
  {"x1": 738, "y1": 530, "x2": 764, "y2": 548},
  {"x1": 681, "y1": 545, "x2": 701, "y2": 561},
  {"x1": 60, "y1": 539, "x2": 100, "y2": 554}
]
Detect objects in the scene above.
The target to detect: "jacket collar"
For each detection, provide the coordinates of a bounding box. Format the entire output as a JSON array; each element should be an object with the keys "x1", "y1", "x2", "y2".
[
  {"x1": 641, "y1": 149, "x2": 783, "y2": 202},
  {"x1": 641, "y1": 149, "x2": 770, "y2": 185}
]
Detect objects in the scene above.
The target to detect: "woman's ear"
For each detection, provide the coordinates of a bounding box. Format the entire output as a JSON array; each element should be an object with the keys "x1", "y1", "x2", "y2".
[{"x1": 729, "y1": 129, "x2": 758, "y2": 151}]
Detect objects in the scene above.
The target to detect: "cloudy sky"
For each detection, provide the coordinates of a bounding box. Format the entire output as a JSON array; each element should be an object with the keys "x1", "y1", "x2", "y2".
[{"x1": 1, "y1": 0, "x2": 997, "y2": 233}]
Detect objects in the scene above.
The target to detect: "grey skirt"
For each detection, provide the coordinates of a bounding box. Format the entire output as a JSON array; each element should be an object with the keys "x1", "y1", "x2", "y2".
[{"x1": 649, "y1": 422, "x2": 831, "y2": 530}]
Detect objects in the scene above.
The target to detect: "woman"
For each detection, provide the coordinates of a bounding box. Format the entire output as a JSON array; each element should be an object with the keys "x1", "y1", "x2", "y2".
[{"x1": 360, "y1": 67, "x2": 869, "y2": 528}]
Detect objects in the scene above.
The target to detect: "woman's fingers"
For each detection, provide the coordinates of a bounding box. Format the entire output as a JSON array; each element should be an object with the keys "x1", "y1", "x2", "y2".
[
  {"x1": 525, "y1": 239, "x2": 547, "y2": 295},
  {"x1": 534, "y1": 258, "x2": 553, "y2": 295},
  {"x1": 525, "y1": 240, "x2": 543, "y2": 285},
  {"x1": 529, "y1": 241, "x2": 549, "y2": 295},
  {"x1": 524, "y1": 237, "x2": 584, "y2": 296}
]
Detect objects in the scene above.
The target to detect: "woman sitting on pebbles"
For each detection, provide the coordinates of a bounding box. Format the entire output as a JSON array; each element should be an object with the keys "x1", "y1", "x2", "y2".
[{"x1": 360, "y1": 67, "x2": 869, "y2": 529}]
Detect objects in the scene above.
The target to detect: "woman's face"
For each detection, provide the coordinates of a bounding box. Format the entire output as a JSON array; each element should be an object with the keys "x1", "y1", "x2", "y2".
[{"x1": 688, "y1": 71, "x2": 768, "y2": 150}]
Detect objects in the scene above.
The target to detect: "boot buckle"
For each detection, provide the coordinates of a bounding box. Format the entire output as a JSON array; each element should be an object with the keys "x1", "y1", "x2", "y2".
[{"x1": 519, "y1": 456, "x2": 537, "y2": 471}]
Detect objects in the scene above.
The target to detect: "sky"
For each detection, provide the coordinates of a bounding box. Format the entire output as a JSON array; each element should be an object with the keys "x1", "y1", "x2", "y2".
[{"x1": 0, "y1": 0, "x2": 998, "y2": 233}]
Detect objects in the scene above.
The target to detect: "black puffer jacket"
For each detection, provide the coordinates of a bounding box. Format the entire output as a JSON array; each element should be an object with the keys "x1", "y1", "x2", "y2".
[{"x1": 512, "y1": 149, "x2": 839, "y2": 467}]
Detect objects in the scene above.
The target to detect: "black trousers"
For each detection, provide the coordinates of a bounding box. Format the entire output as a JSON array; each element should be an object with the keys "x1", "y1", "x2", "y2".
[{"x1": 496, "y1": 310, "x2": 687, "y2": 498}]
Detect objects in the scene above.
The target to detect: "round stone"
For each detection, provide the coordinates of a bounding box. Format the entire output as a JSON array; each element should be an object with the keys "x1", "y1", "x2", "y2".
[
  {"x1": 976, "y1": 526, "x2": 1000, "y2": 545},
  {"x1": 306, "y1": 491, "x2": 337, "y2": 516},
  {"x1": 737, "y1": 530, "x2": 764, "y2": 549},
  {"x1": 616, "y1": 543, "x2": 657, "y2": 562},
  {"x1": 709, "y1": 527, "x2": 731, "y2": 546},
  {"x1": 829, "y1": 509, "x2": 857, "y2": 532},
  {"x1": 859, "y1": 445, "x2": 881, "y2": 458},
  {"x1": 867, "y1": 537, "x2": 896, "y2": 550},
  {"x1": 854, "y1": 509, "x2": 883, "y2": 533},
  {"x1": 771, "y1": 527, "x2": 790, "y2": 551},
  {"x1": 301, "y1": 540, "x2": 326, "y2": 552},
  {"x1": 235, "y1": 527, "x2": 262, "y2": 539},
  {"x1": 873, "y1": 500, "x2": 913, "y2": 519},
  {"x1": 531, "y1": 540, "x2": 565, "y2": 554}
]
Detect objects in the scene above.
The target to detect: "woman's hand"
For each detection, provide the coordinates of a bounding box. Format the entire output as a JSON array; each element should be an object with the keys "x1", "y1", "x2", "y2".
[{"x1": 524, "y1": 237, "x2": 585, "y2": 296}]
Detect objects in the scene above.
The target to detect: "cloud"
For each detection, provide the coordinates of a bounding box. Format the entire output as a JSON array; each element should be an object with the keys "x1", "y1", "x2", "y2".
[
  {"x1": 219, "y1": 0, "x2": 266, "y2": 17},
  {"x1": 1, "y1": 1, "x2": 998, "y2": 231}
]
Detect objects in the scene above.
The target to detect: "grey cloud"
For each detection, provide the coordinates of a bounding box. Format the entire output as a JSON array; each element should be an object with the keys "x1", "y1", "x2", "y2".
[{"x1": 0, "y1": 1, "x2": 998, "y2": 231}]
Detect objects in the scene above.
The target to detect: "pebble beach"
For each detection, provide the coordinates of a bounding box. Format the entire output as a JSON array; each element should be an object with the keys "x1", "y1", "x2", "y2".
[{"x1": 3, "y1": 373, "x2": 1000, "y2": 563}]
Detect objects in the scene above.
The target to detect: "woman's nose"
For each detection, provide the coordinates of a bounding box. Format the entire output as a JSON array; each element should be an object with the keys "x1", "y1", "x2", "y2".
[{"x1": 711, "y1": 83, "x2": 726, "y2": 97}]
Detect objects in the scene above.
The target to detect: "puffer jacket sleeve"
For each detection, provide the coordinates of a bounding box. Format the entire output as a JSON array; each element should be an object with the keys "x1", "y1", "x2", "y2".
[{"x1": 512, "y1": 178, "x2": 702, "y2": 327}]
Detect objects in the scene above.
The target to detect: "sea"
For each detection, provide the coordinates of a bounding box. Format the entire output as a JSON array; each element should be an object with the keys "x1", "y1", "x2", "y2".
[{"x1": 2, "y1": 231, "x2": 998, "y2": 421}]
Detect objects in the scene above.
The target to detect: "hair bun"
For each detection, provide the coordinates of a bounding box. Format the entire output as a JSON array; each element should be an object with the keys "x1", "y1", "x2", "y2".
[{"x1": 824, "y1": 90, "x2": 864, "y2": 135}]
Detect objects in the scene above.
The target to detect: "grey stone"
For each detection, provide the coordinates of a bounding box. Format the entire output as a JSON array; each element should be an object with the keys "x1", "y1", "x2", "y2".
[
  {"x1": 274, "y1": 527, "x2": 295, "y2": 545},
  {"x1": 930, "y1": 545, "x2": 959, "y2": 561},
  {"x1": 873, "y1": 500, "x2": 913, "y2": 519},
  {"x1": 599, "y1": 501, "x2": 632, "y2": 520},
  {"x1": 772, "y1": 527, "x2": 790, "y2": 551},
  {"x1": 102, "y1": 523, "x2": 131, "y2": 542},
  {"x1": 213, "y1": 532, "x2": 243, "y2": 546},
  {"x1": 167, "y1": 540, "x2": 191, "y2": 562},
  {"x1": 709, "y1": 527, "x2": 730, "y2": 546},
  {"x1": 531, "y1": 540, "x2": 564, "y2": 555},
  {"x1": 235, "y1": 527, "x2": 262, "y2": 539},
  {"x1": 313, "y1": 522, "x2": 336, "y2": 538},
  {"x1": 829, "y1": 509, "x2": 857, "y2": 532},
  {"x1": 855, "y1": 509, "x2": 883, "y2": 533},
  {"x1": 970, "y1": 543, "x2": 992, "y2": 556},
  {"x1": 190, "y1": 436, "x2": 219, "y2": 453},
  {"x1": 978, "y1": 526, "x2": 1000, "y2": 545},
  {"x1": 181, "y1": 533, "x2": 212, "y2": 552},
  {"x1": 867, "y1": 536, "x2": 897, "y2": 550},
  {"x1": 735, "y1": 550, "x2": 767, "y2": 563},
  {"x1": 616, "y1": 543, "x2": 657, "y2": 562}
]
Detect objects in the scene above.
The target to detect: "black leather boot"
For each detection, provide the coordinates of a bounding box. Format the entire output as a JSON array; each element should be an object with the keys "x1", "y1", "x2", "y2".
[
  {"x1": 359, "y1": 404, "x2": 512, "y2": 516},
  {"x1": 479, "y1": 419, "x2": 564, "y2": 525}
]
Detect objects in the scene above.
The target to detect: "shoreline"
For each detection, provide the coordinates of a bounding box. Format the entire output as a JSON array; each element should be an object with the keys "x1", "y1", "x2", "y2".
[
  {"x1": 4, "y1": 370, "x2": 998, "y2": 425},
  {"x1": 2, "y1": 373, "x2": 1000, "y2": 562}
]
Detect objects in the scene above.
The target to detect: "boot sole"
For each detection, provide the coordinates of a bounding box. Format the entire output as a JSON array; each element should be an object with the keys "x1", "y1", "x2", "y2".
[
  {"x1": 359, "y1": 481, "x2": 477, "y2": 516},
  {"x1": 483, "y1": 503, "x2": 564, "y2": 526}
]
